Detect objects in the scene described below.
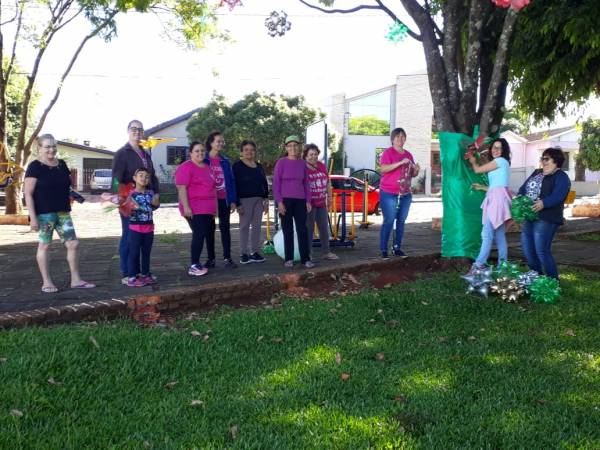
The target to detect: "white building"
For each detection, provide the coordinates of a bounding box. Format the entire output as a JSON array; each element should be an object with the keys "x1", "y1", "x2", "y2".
[
  {"x1": 327, "y1": 73, "x2": 433, "y2": 191},
  {"x1": 56, "y1": 141, "x2": 114, "y2": 191},
  {"x1": 143, "y1": 108, "x2": 201, "y2": 182}
]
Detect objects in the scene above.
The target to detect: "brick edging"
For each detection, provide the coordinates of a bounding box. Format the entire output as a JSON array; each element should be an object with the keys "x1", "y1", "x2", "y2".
[{"x1": 0, "y1": 253, "x2": 441, "y2": 329}]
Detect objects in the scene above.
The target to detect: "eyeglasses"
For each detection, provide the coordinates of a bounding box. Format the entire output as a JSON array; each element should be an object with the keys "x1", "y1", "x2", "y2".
[
  {"x1": 42, "y1": 145, "x2": 57, "y2": 149},
  {"x1": 129, "y1": 127, "x2": 144, "y2": 133},
  {"x1": 540, "y1": 157, "x2": 551, "y2": 162}
]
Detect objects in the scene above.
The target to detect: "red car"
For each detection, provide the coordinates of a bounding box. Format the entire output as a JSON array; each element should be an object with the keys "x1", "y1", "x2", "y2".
[{"x1": 329, "y1": 175, "x2": 380, "y2": 215}]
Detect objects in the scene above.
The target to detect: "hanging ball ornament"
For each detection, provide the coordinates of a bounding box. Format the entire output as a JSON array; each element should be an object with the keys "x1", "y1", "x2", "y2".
[
  {"x1": 219, "y1": 0, "x2": 242, "y2": 11},
  {"x1": 265, "y1": 10, "x2": 292, "y2": 37},
  {"x1": 385, "y1": 21, "x2": 408, "y2": 43}
]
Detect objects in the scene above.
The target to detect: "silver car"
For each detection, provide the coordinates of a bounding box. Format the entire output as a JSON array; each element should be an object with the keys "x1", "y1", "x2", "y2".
[{"x1": 90, "y1": 169, "x2": 112, "y2": 194}]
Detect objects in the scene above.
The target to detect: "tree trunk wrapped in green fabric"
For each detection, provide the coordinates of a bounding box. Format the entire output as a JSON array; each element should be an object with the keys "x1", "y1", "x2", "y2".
[{"x1": 439, "y1": 132, "x2": 488, "y2": 259}]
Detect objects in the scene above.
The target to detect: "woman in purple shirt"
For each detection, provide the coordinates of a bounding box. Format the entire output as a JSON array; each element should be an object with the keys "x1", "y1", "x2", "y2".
[{"x1": 272, "y1": 135, "x2": 314, "y2": 268}]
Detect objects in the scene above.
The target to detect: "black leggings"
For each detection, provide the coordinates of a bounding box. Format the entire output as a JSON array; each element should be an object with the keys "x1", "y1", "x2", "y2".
[
  {"x1": 206, "y1": 199, "x2": 231, "y2": 260},
  {"x1": 280, "y1": 198, "x2": 310, "y2": 264},
  {"x1": 186, "y1": 214, "x2": 213, "y2": 266}
]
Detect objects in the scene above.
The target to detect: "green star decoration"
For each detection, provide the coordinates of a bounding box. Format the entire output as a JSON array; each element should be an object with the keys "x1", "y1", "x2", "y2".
[{"x1": 385, "y1": 22, "x2": 408, "y2": 43}]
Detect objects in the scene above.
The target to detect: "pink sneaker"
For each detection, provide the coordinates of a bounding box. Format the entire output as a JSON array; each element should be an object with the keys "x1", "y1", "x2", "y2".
[
  {"x1": 127, "y1": 277, "x2": 147, "y2": 287},
  {"x1": 188, "y1": 264, "x2": 208, "y2": 276},
  {"x1": 140, "y1": 274, "x2": 157, "y2": 285}
]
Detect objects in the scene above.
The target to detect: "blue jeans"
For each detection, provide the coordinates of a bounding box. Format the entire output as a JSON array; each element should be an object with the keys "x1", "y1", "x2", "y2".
[
  {"x1": 379, "y1": 191, "x2": 412, "y2": 252},
  {"x1": 119, "y1": 214, "x2": 130, "y2": 277},
  {"x1": 475, "y1": 218, "x2": 507, "y2": 266},
  {"x1": 127, "y1": 230, "x2": 154, "y2": 278},
  {"x1": 521, "y1": 220, "x2": 560, "y2": 279}
]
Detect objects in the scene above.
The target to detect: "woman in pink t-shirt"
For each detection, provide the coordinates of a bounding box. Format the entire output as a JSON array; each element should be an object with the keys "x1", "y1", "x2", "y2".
[
  {"x1": 304, "y1": 144, "x2": 338, "y2": 261},
  {"x1": 175, "y1": 141, "x2": 217, "y2": 277},
  {"x1": 379, "y1": 127, "x2": 420, "y2": 259}
]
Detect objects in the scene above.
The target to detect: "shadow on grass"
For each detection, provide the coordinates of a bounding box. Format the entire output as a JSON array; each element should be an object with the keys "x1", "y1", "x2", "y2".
[{"x1": 0, "y1": 268, "x2": 599, "y2": 448}]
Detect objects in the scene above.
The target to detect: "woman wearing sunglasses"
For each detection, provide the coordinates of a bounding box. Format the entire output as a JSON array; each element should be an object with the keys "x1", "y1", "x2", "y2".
[{"x1": 517, "y1": 147, "x2": 571, "y2": 279}]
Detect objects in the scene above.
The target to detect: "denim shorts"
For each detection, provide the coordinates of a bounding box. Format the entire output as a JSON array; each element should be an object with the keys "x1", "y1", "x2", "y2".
[{"x1": 37, "y1": 212, "x2": 77, "y2": 244}]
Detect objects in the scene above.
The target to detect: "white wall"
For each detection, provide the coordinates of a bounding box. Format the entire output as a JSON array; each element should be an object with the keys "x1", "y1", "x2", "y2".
[
  {"x1": 147, "y1": 121, "x2": 190, "y2": 180},
  {"x1": 57, "y1": 145, "x2": 113, "y2": 190}
]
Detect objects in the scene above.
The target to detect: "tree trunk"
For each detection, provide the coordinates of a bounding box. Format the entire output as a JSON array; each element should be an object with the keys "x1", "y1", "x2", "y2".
[
  {"x1": 575, "y1": 156, "x2": 586, "y2": 182},
  {"x1": 4, "y1": 178, "x2": 23, "y2": 214}
]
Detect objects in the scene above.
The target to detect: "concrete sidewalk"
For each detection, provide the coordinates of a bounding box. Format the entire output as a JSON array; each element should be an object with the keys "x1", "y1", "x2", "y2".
[{"x1": 1, "y1": 214, "x2": 599, "y2": 316}]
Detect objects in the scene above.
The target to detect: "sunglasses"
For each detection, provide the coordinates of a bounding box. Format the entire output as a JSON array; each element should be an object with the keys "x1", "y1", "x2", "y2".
[{"x1": 540, "y1": 157, "x2": 552, "y2": 162}]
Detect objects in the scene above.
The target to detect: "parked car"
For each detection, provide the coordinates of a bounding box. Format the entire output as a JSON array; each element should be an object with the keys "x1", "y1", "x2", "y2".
[
  {"x1": 90, "y1": 169, "x2": 112, "y2": 194},
  {"x1": 329, "y1": 175, "x2": 380, "y2": 214}
]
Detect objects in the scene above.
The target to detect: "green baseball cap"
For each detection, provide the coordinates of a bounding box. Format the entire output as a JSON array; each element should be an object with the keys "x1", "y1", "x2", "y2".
[{"x1": 284, "y1": 135, "x2": 301, "y2": 145}]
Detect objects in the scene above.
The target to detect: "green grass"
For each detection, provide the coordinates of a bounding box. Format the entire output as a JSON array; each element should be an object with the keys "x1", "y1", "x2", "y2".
[
  {"x1": 155, "y1": 231, "x2": 182, "y2": 245},
  {"x1": 1, "y1": 268, "x2": 600, "y2": 449},
  {"x1": 573, "y1": 232, "x2": 600, "y2": 242}
]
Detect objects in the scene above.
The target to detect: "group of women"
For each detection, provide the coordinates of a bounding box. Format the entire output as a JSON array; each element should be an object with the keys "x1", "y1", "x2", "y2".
[
  {"x1": 22, "y1": 122, "x2": 571, "y2": 293},
  {"x1": 469, "y1": 139, "x2": 571, "y2": 279}
]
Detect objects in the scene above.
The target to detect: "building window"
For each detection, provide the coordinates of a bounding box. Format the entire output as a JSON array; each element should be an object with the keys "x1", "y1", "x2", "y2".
[
  {"x1": 167, "y1": 146, "x2": 188, "y2": 165},
  {"x1": 562, "y1": 152, "x2": 570, "y2": 171},
  {"x1": 348, "y1": 90, "x2": 392, "y2": 136}
]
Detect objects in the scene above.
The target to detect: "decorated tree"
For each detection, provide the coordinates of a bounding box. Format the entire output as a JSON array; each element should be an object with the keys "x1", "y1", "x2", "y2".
[
  {"x1": 186, "y1": 91, "x2": 324, "y2": 170},
  {"x1": 284, "y1": 0, "x2": 600, "y2": 258},
  {"x1": 0, "y1": 0, "x2": 225, "y2": 214}
]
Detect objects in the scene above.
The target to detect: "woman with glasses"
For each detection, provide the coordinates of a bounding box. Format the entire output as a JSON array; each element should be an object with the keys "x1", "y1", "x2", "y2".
[
  {"x1": 517, "y1": 147, "x2": 571, "y2": 279},
  {"x1": 24, "y1": 134, "x2": 95, "y2": 293},
  {"x1": 466, "y1": 138, "x2": 513, "y2": 273},
  {"x1": 204, "y1": 131, "x2": 238, "y2": 269},
  {"x1": 112, "y1": 120, "x2": 160, "y2": 285},
  {"x1": 272, "y1": 135, "x2": 314, "y2": 268}
]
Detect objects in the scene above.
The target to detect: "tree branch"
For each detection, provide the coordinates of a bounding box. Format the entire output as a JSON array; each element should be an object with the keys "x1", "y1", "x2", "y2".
[
  {"x1": 25, "y1": 10, "x2": 119, "y2": 154},
  {"x1": 373, "y1": 0, "x2": 421, "y2": 41},
  {"x1": 0, "y1": 0, "x2": 20, "y2": 26},
  {"x1": 479, "y1": 8, "x2": 519, "y2": 136}
]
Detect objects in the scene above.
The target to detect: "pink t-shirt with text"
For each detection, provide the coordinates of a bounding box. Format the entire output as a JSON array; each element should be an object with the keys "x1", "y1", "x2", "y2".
[
  {"x1": 379, "y1": 147, "x2": 415, "y2": 196},
  {"x1": 175, "y1": 160, "x2": 217, "y2": 215},
  {"x1": 307, "y1": 161, "x2": 329, "y2": 208},
  {"x1": 210, "y1": 157, "x2": 226, "y2": 200}
]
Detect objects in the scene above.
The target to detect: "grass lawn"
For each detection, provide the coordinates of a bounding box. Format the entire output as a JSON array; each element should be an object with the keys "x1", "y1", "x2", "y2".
[
  {"x1": 1, "y1": 268, "x2": 600, "y2": 449},
  {"x1": 573, "y1": 232, "x2": 600, "y2": 242}
]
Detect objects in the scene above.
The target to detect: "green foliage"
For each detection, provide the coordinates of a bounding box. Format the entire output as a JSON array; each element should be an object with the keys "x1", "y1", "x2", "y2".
[
  {"x1": 2, "y1": 58, "x2": 38, "y2": 153},
  {"x1": 348, "y1": 115, "x2": 390, "y2": 136},
  {"x1": 186, "y1": 92, "x2": 324, "y2": 169},
  {"x1": 578, "y1": 118, "x2": 600, "y2": 172},
  {"x1": 511, "y1": 0, "x2": 600, "y2": 122},
  {"x1": 500, "y1": 107, "x2": 532, "y2": 135},
  {"x1": 1, "y1": 269, "x2": 600, "y2": 447}
]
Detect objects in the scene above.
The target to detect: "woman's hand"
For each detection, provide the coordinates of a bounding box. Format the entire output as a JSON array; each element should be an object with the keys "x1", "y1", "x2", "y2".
[
  {"x1": 532, "y1": 199, "x2": 544, "y2": 212},
  {"x1": 30, "y1": 217, "x2": 39, "y2": 232},
  {"x1": 278, "y1": 201, "x2": 286, "y2": 216},
  {"x1": 237, "y1": 205, "x2": 245, "y2": 216},
  {"x1": 152, "y1": 194, "x2": 160, "y2": 207},
  {"x1": 230, "y1": 202, "x2": 237, "y2": 213},
  {"x1": 413, "y1": 163, "x2": 420, "y2": 176},
  {"x1": 183, "y1": 205, "x2": 193, "y2": 218},
  {"x1": 306, "y1": 202, "x2": 312, "y2": 213},
  {"x1": 471, "y1": 183, "x2": 487, "y2": 192},
  {"x1": 468, "y1": 155, "x2": 477, "y2": 165}
]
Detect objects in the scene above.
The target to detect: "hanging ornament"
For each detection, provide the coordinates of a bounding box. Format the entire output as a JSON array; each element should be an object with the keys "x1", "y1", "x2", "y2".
[
  {"x1": 491, "y1": 0, "x2": 530, "y2": 11},
  {"x1": 529, "y1": 276, "x2": 561, "y2": 304},
  {"x1": 385, "y1": 22, "x2": 408, "y2": 43},
  {"x1": 219, "y1": 0, "x2": 242, "y2": 11},
  {"x1": 265, "y1": 11, "x2": 292, "y2": 37},
  {"x1": 510, "y1": 195, "x2": 538, "y2": 223},
  {"x1": 490, "y1": 277, "x2": 525, "y2": 303},
  {"x1": 138, "y1": 137, "x2": 177, "y2": 151}
]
